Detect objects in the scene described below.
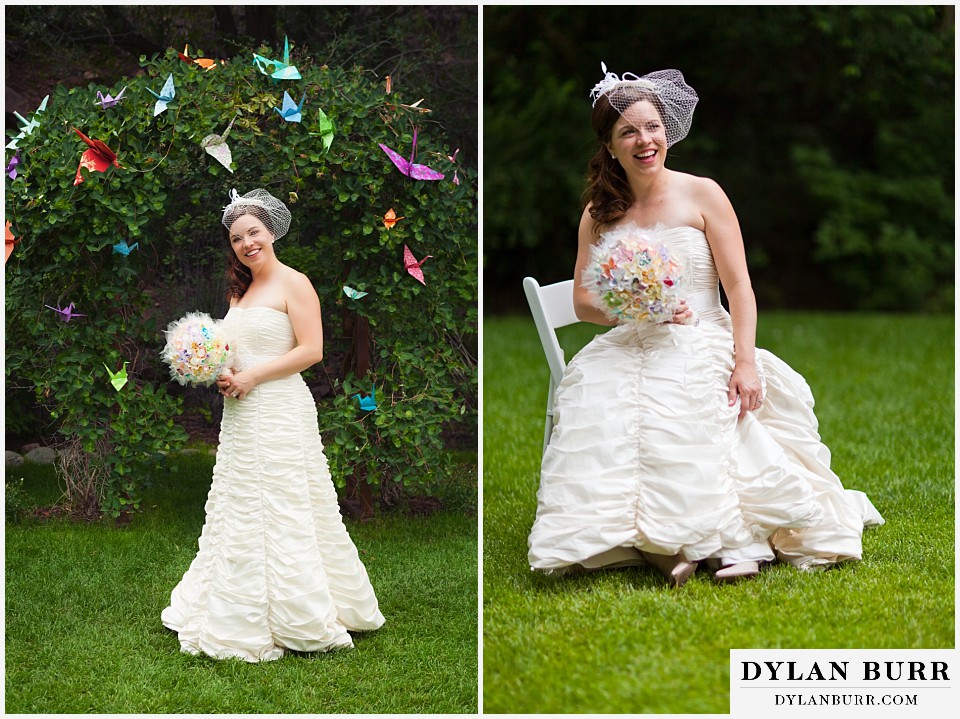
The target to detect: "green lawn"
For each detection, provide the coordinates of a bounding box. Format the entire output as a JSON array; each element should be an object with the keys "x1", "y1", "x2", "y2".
[
  {"x1": 482, "y1": 313, "x2": 954, "y2": 714},
  {"x1": 5, "y1": 454, "x2": 478, "y2": 714}
]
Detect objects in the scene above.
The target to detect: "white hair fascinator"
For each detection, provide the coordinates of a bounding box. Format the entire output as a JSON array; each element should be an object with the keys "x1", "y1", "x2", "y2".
[
  {"x1": 589, "y1": 62, "x2": 699, "y2": 148},
  {"x1": 221, "y1": 188, "x2": 292, "y2": 240}
]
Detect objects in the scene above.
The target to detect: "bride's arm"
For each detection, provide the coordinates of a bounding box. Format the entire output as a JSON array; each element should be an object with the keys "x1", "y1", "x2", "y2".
[
  {"x1": 222, "y1": 273, "x2": 324, "y2": 398},
  {"x1": 697, "y1": 178, "x2": 763, "y2": 419},
  {"x1": 573, "y1": 207, "x2": 618, "y2": 326}
]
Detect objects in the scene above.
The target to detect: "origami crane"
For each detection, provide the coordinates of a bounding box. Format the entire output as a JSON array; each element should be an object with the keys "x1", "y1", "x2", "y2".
[
  {"x1": 73, "y1": 128, "x2": 121, "y2": 186},
  {"x1": 178, "y1": 45, "x2": 223, "y2": 71},
  {"x1": 273, "y1": 91, "x2": 306, "y2": 123},
  {"x1": 6, "y1": 95, "x2": 49, "y2": 149},
  {"x1": 352, "y1": 385, "x2": 377, "y2": 411},
  {"x1": 342, "y1": 286, "x2": 368, "y2": 300},
  {"x1": 112, "y1": 240, "x2": 139, "y2": 256},
  {"x1": 103, "y1": 362, "x2": 129, "y2": 391},
  {"x1": 382, "y1": 208, "x2": 404, "y2": 230},
  {"x1": 309, "y1": 107, "x2": 335, "y2": 153},
  {"x1": 379, "y1": 128, "x2": 444, "y2": 181},
  {"x1": 44, "y1": 302, "x2": 86, "y2": 322},
  {"x1": 201, "y1": 113, "x2": 239, "y2": 173},
  {"x1": 147, "y1": 74, "x2": 175, "y2": 116},
  {"x1": 6, "y1": 153, "x2": 19, "y2": 180},
  {"x1": 5, "y1": 221, "x2": 17, "y2": 264},
  {"x1": 448, "y1": 148, "x2": 460, "y2": 186},
  {"x1": 252, "y1": 36, "x2": 301, "y2": 81},
  {"x1": 403, "y1": 244, "x2": 433, "y2": 285},
  {"x1": 95, "y1": 87, "x2": 126, "y2": 109}
]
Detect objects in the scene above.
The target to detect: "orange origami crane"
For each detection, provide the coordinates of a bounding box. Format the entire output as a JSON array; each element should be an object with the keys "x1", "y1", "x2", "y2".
[
  {"x1": 5, "y1": 220, "x2": 17, "y2": 264},
  {"x1": 73, "y1": 128, "x2": 121, "y2": 185},
  {"x1": 382, "y1": 208, "x2": 405, "y2": 230},
  {"x1": 178, "y1": 45, "x2": 224, "y2": 71}
]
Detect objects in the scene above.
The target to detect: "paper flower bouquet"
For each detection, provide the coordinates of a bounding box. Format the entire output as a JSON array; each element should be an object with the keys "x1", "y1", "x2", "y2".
[
  {"x1": 582, "y1": 227, "x2": 688, "y2": 324},
  {"x1": 161, "y1": 312, "x2": 232, "y2": 386}
]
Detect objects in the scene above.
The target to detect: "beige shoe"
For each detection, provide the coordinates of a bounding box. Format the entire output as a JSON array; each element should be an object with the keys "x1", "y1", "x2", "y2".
[
  {"x1": 642, "y1": 551, "x2": 699, "y2": 588},
  {"x1": 714, "y1": 561, "x2": 760, "y2": 583}
]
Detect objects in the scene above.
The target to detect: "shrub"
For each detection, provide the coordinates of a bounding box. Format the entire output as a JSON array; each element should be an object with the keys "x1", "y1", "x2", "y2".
[{"x1": 5, "y1": 41, "x2": 477, "y2": 519}]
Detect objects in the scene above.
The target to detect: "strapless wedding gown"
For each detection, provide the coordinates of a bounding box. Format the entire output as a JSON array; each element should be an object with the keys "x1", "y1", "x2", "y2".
[
  {"x1": 528, "y1": 225, "x2": 884, "y2": 573},
  {"x1": 162, "y1": 306, "x2": 385, "y2": 661}
]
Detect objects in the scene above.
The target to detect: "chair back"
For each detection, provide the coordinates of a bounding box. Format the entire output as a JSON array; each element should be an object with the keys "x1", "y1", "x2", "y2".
[{"x1": 522, "y1": 277, "x2": 579, "y2": 454}]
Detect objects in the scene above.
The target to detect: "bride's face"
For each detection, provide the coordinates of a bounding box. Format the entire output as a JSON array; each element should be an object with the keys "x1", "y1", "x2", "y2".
[
  {"x1": 607, "y1": 100, "x2": 668, "y2": 173},
  {"x1": 228, "y1": 213, "x2": 276, "y2": 267}
]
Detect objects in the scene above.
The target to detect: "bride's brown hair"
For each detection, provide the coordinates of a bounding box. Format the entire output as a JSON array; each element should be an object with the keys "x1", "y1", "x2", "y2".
[
  {"x1": 582, "y1": 88, "x2": 668, "y2": 229},
  {"x1": 223, "y1": 210, "x2": 279, "y2": 300}
]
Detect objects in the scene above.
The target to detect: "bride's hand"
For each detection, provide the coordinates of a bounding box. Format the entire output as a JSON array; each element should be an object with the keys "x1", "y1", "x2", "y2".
[
  {"x1": 669, "y1": 300, "x2": 695, "y2": 325},
  {"x1": 217, "y1": 369, "x2": 255, "y2": 400},
  {"x1": 728, "y1": 362, "x2": 762, "y2": 420}
]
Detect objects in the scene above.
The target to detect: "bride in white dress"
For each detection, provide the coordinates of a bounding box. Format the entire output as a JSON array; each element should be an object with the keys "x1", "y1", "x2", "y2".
[
  {"x1": 162, "y1": 189, "x2": 384, "y2": 661},
  {"x1": 527, "y1": 66, "x2": 883, "y2": 586}
]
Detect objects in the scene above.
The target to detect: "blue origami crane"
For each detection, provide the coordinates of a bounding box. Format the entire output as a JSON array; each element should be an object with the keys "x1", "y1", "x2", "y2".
[
  {"x1": 352, "y1": 385, "x2": 377, "y2": 412},
  {"x1": 147, "y1": 74, "x2": 175, "y2": 116},
  {"x1": 112, "y1": 240, "x2": 139, "y2": 256},
  {"x1": 252, "y1": 36, "x2": 301, "y2": 81},
  {"x1": 273, "y1": 91, "x2": 306, "y2": 123}
]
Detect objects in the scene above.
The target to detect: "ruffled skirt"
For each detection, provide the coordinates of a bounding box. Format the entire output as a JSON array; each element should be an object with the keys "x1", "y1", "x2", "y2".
[
  {"x1": 162, "y1": 373, "x2": 385, "y2": 662},
  {"x1": 527, "y1": 319, "x2": 883, "y2": 573}
]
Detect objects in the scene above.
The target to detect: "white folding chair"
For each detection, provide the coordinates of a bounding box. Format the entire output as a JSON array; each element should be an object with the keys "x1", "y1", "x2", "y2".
[{"x1": 522, "y1": 277, "x2": 580, "y2": 455}]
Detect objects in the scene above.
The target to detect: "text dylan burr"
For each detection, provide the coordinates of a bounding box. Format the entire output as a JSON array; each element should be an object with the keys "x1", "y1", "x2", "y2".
[{"x1": 741, "y1": 661, "x2": 950, "y2": 682}]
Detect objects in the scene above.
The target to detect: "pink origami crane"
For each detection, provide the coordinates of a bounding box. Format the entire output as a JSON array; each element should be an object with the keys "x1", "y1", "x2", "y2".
[
  {"x1": 379, "y1": 127, "x2": 444, "y2": 181},
  {"x1": 95, "y1": 87, "x2": 127, "y2": 109},
  {"x1": 44, "y1": 302, "x2": 86, "y2": 322},
  {"x1": 403, "y1": 244, "x2": 433, "y2": 285}
]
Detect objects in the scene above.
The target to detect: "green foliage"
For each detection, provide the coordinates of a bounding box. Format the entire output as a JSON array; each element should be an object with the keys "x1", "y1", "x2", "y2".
[
  {"x1": 482, "y1": 6, "x2": 954, "y2": 310},
  {"x1": 5, "y1": 41, "x2": 477, "y2": 517},
  {"x1": 5, "y1": 478, "x2": 34, "y2": 524}
]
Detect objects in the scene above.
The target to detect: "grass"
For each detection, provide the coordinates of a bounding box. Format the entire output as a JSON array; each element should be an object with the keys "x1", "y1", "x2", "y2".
[
  {"x1": 5, "y1": 453, "x2": 478, "y2": 714},
  {"x1": 482, "y1": 312, "x2": 954, "y2": 714}
]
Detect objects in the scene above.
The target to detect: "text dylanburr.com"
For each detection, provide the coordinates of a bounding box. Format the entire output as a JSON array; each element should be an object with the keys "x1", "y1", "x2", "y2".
[{"x1": 730, "y1": 649, "x2": 958, "y2": 717}]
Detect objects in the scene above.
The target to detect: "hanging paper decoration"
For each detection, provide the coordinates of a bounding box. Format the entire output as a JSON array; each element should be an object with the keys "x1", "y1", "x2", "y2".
[
  {"x1": 379, "y1": 128, "x2": 444, "y2": 181},
  {"x1": 5, "y1": 221, "x2": 17, "y2": 264},
  {"x1": 403, "y1": 244, "x2": 432, "y2": 285},
  {"x1": 309, "y1": 108, "x2": 335, "y2": 153},
  {"x1": 274, "y1": 91, "x2": 306, "y2": 123},
  {"x1": 73, "y1": 128, "x2": 121, "y2": 186},
  {"x1": 6, "y1": 95, "x2": 49, "y2": 150},
  {"x1": 353, "y1": 385, "x2": 377, "y2": 411},
  {"x1": 112, "y1": 240, "x2": 139, "y2": 256},
  {"x1": 385, "y1": 75, "x2": 392, "y2": 94},
  {"x1": 252, "y1": 36, "x2": 301, "y2": 81},
  {"x1": 178, "y1": 45, "x2": 223, "y2": 71},
  {"x1": 382, "y1": 208, "x2": 404, "y2": 230},
  {"x1": 44, "y1": 302, "x2": 86, "y2": 322},
  {"x1": 103, "y1": 362, "x2": 129, "y2": 391},
  {"x1": 6, "y1": 152, "x2": 19, "y2": 180},
  {"x1": 201, "y1": 113, "x2": 239, "y2": 173},
  {"x1": 147, "y1": 74, "x2": 176, "y2": 116},
  {"x1": 343, "y1": 286, "x2": 368, "y2": 300},
  {"x1": 95, "y1": 87, "x2": 126, "y2": 109},
  {"x1": 448, "y1": 148, "x2": 461, "y2": 186}
]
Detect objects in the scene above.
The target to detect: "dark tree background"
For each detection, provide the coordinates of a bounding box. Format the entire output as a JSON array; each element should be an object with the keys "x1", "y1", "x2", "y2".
[
  {"x1": 5, "y1": 5, "x2": 477, "y2": 170},
  {"x1": 483, "y1": 5, "x2": 953, "y2": 313}
]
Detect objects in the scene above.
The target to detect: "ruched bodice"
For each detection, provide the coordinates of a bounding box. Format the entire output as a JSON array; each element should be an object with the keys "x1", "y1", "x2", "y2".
[
  {"x1": 162, "y1": 306, "x2": 385, "y2": 662},
  {"x1": 223, "y1": 306, "x2": 295, "y2": 367},
  {"x1": 527, "y1": 223, "x2": 883, "y2": 573}
]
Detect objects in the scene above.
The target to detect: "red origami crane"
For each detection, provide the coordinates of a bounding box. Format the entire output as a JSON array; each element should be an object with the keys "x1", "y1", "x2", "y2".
[{"x1": 73, "y1": 127, "x2": 121, "y2": 186}]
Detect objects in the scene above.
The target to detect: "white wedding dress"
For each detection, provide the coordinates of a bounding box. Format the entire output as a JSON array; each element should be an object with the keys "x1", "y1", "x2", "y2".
[
  {"x1": 528, "y1": 225, "x2": 884, "y2": 573},
  {"x1": 162, "y1": 306, "x2": 385, "y2": 662}
]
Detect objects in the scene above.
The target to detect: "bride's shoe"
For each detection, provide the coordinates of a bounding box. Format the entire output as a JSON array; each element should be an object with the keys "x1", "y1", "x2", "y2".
[
  {"x1": 641, "y1": 551, "x2": 698, "y2": 588},
  {"x1": 714, "y1": 561, "x2": 760, "y2": 583}
]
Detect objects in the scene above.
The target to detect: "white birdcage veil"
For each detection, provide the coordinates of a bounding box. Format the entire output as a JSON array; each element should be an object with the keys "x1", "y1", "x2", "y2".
[
  {"x1": 222, "y1": 188, "x2": 292, "y2": 240},
  {"x1": 589, "y1": 63, "x2": 699, "y2": 148}
]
